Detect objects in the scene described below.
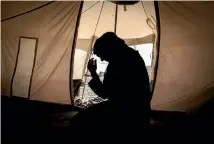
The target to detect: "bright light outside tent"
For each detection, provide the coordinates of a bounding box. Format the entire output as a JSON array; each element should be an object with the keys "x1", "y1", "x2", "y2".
[
  {"x1": 130, "y1": 44, "x2": 153, "y2": 66},
  {"x1": 130, "y1": 43, "x2": 153, "y2": 79},
  {"x1": 93, "y1": 43, "x2": 153, "y2": 79},
  {"x1": 93, "y1": 55, "x2": 108, "y2": 74}
]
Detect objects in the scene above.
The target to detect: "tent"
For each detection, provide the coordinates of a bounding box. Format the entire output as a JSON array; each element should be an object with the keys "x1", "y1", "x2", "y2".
[{"x1": 1, "y1": 1, "x2": 214, "y2": 112}]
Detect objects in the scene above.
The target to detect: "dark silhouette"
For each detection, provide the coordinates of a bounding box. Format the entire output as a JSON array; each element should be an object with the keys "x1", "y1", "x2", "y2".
[{"x1": 85, "y1": 32, "x2": 152, "y2": 142}]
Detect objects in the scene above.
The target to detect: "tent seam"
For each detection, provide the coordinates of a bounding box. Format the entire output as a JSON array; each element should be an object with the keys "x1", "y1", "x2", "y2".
[
  {"x1": 1, "y1": 1, "x2": 55, "y2": 22},
  {"x1": 81, "y1": 1, "x2": 100, "y2": 14},
  {"x1": 151, "y1": 1, "x2": 161, "y2": 96}
]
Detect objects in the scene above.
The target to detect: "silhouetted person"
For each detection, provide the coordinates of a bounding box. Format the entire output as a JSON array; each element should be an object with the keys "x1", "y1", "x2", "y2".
[{"x1": 87, "y1": 32, "x2": 152, "y2": 142}]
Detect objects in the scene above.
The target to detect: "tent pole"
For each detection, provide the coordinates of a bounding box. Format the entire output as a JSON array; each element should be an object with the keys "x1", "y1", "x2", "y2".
[
  {"x1": 151, "y1": 1, "x2": 161, "y2": 95},
  {"x1": 81, "y1": 2, "x2": 104, "y2": 99},
  {"x1": 81, "y1": 38, "x2": 94, "y2": 99},
  {"x1": 114, "y1": 4, "x2": 118, "y2": 34}
]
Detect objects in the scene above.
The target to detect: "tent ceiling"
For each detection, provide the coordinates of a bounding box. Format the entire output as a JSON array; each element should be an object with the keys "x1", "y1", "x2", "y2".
[
  {"x1": 1, "y1": 1, "x2": 156, "y2": 51},
  {"x1": 76, "y1": 1, "x2": 156, "y2": 50}
]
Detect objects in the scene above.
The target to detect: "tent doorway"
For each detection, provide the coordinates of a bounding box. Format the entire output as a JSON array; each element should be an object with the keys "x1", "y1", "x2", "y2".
[{"x1": 73, "y1": 1, "x2": 157, "y2": 108}]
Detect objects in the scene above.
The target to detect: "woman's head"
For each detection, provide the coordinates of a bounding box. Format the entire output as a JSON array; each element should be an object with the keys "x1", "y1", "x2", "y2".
[{"x1": 93, "y1": 32, "x2": 126, "y2": 61}]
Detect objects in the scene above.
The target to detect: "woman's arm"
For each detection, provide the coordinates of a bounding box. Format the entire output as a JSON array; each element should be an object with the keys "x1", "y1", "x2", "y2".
[{"x1": 88, "y1": 71, "x2": 107, "y2": 99}]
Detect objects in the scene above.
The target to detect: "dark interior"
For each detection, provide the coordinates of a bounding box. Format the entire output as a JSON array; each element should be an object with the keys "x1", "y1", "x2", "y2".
[{"x1": 2, "y1": 95, "x2": 214, "y2": 143}]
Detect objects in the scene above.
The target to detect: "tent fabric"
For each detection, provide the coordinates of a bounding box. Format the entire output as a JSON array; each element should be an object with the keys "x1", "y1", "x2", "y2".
[
  {"x1": 1, "y1": 1, "x2": 82, "y2": 104},
  {"x1": 151, "y1": 2, "x2": 214, "y2": 111}
]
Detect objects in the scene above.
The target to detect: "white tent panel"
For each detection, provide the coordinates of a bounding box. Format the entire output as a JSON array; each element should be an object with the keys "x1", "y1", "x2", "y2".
[{"x1": 12, "y1": 37, "x2": 37, "y2": 98}]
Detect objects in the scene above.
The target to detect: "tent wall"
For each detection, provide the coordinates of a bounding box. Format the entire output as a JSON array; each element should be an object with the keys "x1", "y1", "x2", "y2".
[
  {"x1": 152, "y1": 2, "x2": 214, "y2": 111},
  {"x1": 1, "y1": 1, "x2": 82, "y2": 104}
]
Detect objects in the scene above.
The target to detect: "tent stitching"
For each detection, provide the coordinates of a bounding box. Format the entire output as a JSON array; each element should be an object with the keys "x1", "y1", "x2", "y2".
[
  {"x1": 1, "y1": 1, "x2": 55, "y2": 22},
  {"x1": 114, "y1": 4, "x2": 118, "y2": 33},
  {"x1": 151, "y1": 1, "x2": 161, "y2": 96},
  {"x1": 10, "y1": 37, "x2": 21, "y2": 97},
  {"x1": 69, "y1": 1, "x2": 84, "y2": 104},
  {"x1": 28, "y1": 38, "x2": 39, "y2": 100},
  {"x1": 81, "y1": 1, "x2": 100, "y2": 14}
]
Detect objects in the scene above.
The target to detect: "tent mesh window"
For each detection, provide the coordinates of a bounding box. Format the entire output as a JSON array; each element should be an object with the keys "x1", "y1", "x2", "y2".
[{"x1": 11, "y1": 37, "x2": 38, "y2": 99}]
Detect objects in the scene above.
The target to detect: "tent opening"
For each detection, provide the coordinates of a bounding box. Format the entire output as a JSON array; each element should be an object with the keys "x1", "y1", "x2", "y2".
[{"x1": 73, "y1": 1, "x2": 157, "y2": 108}]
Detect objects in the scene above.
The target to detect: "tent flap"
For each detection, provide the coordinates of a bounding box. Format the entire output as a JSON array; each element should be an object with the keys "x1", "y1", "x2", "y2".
[{"x1": 152, "y1": 2, "x2": 214, "y2": 111}]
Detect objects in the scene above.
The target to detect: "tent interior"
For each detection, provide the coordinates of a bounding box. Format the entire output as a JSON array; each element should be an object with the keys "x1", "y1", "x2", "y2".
[{"x1": 1, "y1": 1, "x2": 214, "y2": 143}]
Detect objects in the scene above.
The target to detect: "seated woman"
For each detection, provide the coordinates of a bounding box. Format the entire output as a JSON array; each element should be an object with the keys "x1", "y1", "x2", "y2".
[{"x1": 71, "y1": 32, "x2": 151, "y2": 143}]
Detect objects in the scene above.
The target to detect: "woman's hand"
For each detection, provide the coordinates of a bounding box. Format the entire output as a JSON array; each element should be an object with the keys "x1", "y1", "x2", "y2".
[{"x1": 87, "y1": 58, "x2": 97, "y2": 73}]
